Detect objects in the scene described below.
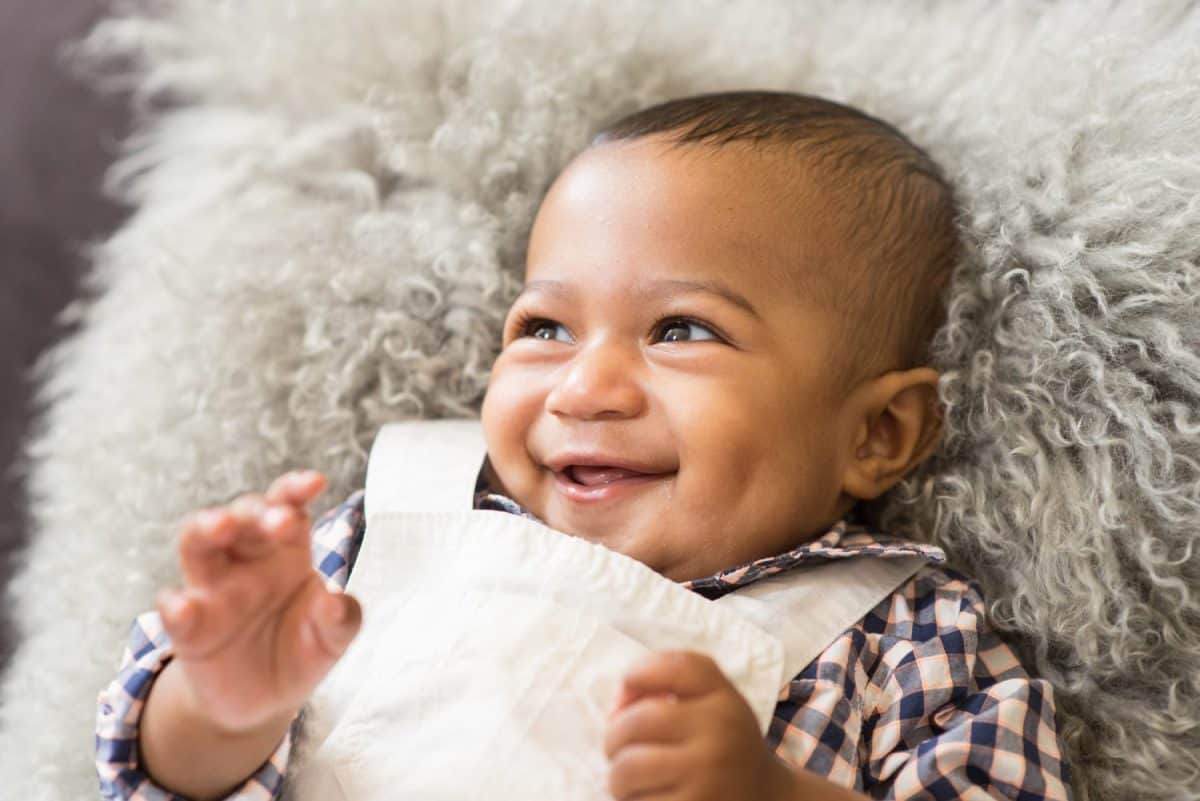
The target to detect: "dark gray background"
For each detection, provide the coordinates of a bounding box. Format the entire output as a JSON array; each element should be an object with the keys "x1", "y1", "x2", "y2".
[{"x1": 0, "y1": 1, "x2": 129, "y2": 669}]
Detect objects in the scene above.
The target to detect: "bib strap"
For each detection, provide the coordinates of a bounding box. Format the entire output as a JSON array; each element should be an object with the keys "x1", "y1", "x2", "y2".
[
  {"x1": 713, "y1": 555, "x2": 924, "y2": 687},
  {"x1": 364, "y1": 420, "x2": 487, "y2": 518}
]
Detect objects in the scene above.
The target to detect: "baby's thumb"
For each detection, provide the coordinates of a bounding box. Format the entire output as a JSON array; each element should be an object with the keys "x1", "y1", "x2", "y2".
[
  {"x1": 157, "y1": 587, "x2": 197, "y2": 642},
  {"x1": 307, "y1": 590, "x2": 363, "y2": 662}
]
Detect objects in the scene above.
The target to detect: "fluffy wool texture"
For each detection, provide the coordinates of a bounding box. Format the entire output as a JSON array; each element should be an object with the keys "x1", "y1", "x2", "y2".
[{"x1": 2, "y1": 1, "x2": 1198, "y2": 799}]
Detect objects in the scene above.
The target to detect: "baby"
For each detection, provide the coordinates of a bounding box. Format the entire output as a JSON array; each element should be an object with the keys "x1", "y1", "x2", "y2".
[{"x1": 96, "y1": 91, "x2": 1072, "y2": 800}]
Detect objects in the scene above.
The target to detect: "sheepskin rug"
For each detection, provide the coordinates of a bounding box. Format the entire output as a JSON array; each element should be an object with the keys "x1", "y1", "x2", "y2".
[{"x1": 2, "y1": 1, "x2": 1198, "y2": 799}]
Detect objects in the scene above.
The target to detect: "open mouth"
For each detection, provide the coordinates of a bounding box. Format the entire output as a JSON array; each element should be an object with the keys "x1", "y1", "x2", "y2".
[
  {"x1": 563, "y1": 465, "x2": 654, "y2": 486},
  {"x1": 554, "y1": 464, "x2": 675, "y2": 501}
]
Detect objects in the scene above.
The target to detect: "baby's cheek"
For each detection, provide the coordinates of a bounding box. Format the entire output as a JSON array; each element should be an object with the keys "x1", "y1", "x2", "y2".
[
  {"x1": 482, "y1": 368, "x2": 530, "y2": 444},
  {"x1": 672, "y1": 400, "x2": 766, "y2": 525},
  {"x1": 481, "y1": 384, "x2": 525, "y2": 470},
  {"x1": 485, "y1": 380, "x2": 555, "y2": 505},
  {"x1": 679, "y1": 391, "x2": 763, "y2": 474}
]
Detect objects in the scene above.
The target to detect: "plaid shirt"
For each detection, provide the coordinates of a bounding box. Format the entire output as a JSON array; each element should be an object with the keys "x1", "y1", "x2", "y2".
[{"x1": 96, "y1": 487, "x2": 1072, "y2": 800}]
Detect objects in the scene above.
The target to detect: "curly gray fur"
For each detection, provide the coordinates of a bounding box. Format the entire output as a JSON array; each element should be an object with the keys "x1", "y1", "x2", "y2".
[{"x1": 1, "y1": 2, "x2": 1197, "y2": 799}]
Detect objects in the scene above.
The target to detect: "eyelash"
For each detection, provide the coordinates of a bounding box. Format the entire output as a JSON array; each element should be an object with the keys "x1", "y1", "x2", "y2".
[{"x1": 508, "y1": 311, "x2": 727, "y2": 344}]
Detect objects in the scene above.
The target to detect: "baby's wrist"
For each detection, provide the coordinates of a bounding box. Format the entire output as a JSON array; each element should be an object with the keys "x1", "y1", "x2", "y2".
[
  {"x1": 160, "y1": 657, "x2": 298, "y2": 739},
  {"x1": 141, "y1": 659, "x2": 298, "y2": 799},
  {"x1": 765, "y1": 754, "x2": 871, "y2": 801},
  {"x1": 762, "y1": 753, "x2": 804, "y2": 801}
]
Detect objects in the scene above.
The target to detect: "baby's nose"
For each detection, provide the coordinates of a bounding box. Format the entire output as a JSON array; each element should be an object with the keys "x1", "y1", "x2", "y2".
[{"x1": 544, "y1": 342, "x2": 646, "y2": 421}]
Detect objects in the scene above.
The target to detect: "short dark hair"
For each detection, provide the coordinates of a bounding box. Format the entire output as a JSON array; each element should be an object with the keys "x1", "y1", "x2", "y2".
[{"x1": 592, "y1": 90, "x2": 961, "y2": 387}]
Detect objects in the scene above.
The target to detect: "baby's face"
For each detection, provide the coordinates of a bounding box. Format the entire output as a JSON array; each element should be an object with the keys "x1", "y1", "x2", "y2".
[{"x1": 482, "y1": 137, "x2": 866, "y2": 581}]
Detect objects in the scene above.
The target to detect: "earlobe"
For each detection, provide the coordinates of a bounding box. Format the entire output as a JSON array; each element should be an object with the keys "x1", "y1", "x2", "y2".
[{"x1": 842, "y1": 449, "x2": 884, "y2": 501}]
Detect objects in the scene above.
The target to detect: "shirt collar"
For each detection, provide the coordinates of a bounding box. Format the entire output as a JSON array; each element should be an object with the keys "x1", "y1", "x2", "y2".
[{"x1": 682, "y1": 518, "x2": 946, "y2": 599}]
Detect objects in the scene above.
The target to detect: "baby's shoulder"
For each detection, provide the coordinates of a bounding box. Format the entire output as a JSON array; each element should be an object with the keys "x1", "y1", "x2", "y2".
[
  {"x1": 855, "y1": 563, "x2": 1031, "y2": 685},
  {"x1": 863, "y1": 562, "x2": 984, "y2": 636}
]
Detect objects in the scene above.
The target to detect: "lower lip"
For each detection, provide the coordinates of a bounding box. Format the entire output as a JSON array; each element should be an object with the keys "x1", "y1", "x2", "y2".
[{"x1": 552, "y1": 470, "x2": 674, "y2": 503}]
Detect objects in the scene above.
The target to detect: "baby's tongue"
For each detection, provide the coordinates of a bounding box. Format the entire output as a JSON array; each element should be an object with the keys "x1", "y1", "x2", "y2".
[{"x1": 571, "y1": 465, "x2": 644, "y2": 486}]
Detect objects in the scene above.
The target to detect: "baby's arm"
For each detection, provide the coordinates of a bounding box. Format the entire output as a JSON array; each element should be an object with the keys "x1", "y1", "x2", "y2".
[{"x1": 135, "y1": 471, "x2": 362, "y2": 800}]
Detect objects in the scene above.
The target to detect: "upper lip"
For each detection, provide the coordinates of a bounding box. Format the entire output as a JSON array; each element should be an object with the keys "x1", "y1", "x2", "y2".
[{"x1": 543, "y1": 452, "x2": 676, "y2": 475}]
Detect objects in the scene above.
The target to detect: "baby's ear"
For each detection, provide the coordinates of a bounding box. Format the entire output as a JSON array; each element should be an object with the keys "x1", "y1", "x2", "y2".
[{"x1": 840, "y1": 367, "x2": 942, "y2": 501}]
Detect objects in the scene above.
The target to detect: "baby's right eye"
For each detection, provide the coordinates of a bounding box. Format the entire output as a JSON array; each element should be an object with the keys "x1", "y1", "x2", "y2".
[{"x1": 522, "y1": 318, "x2": 575, "y2": 344}]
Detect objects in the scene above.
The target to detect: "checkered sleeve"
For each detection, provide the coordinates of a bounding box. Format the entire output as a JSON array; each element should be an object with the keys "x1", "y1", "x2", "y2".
[
  {"x1": 877, "y1": 675, "x2": 1071, "y2": 800},
  {"x1": 95, "y1": 489, "x2": 368, "y2": 800},
  {"x1": 860, "y1": 571, "x2": 1073, "y2": 800},
  {"x1": 768, "y1": 566, "x2": 1072, "y2": 800}
]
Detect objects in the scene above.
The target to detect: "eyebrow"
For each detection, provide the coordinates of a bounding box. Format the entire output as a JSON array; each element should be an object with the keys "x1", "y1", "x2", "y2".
[{"x1": 519, "y1": 278, "x2": 761, "y2": 319}]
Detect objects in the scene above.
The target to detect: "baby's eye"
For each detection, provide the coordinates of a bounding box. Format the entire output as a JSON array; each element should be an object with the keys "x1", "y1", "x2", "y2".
[
  {"x1": 654, "y1": 319, "x2": 720, "y2": 343},
  {"x1": 523, "y1": 318, "x2": 574, "y2": 344}
]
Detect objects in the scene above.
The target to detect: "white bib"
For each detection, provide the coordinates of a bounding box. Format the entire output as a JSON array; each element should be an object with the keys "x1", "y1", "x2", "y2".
[{"x1": 287, "y1": 421, "x2": 923, "y2": 801}]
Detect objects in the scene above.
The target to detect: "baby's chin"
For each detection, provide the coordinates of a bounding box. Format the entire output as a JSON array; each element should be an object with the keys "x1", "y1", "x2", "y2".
[
  {"x1": 537, "y1": 507, "x2": 729, "y2": 583},
  {"x1": 534, "y1": 497, "x2": 675, "y2": 572}
]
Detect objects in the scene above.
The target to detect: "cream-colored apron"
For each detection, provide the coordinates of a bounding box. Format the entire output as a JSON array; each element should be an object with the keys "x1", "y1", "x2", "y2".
[{"x1": 288, "y1": 421, "x2": 923, "y2": 801}]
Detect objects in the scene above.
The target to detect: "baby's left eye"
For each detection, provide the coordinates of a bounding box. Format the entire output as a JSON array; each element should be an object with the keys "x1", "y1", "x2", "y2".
[{"x1": 654, "y1": 319, "x2": 720, "y2": 343}]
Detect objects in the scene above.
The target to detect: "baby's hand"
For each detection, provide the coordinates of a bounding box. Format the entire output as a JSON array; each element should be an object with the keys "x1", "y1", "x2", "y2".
[
  {"x1": 604, "y1": 652, "x2": 799, "y2": 801},
  {"x1": 156, "y1": 470, "x2": 362, "y2": 735}
]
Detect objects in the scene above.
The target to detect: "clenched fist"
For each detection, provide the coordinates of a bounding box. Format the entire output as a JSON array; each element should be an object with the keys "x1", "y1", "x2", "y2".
[{"x1": 605, "y1": 651, "x2": 802, "y2": 801}]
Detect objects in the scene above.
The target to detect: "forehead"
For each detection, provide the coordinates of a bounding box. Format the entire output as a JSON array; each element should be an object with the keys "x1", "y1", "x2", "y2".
[{"x1": 525, "y1": 138, "x2": 845, "y2": 305}]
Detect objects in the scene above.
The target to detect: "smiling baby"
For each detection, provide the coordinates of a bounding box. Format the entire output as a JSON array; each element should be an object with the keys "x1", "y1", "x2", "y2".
[{"x1": 96, "y1": 91, "x2": 1072, "y2": 801}]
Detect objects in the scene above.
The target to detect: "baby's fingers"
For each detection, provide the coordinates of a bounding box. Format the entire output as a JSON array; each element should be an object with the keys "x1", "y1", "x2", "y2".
[
  {"x1": 604, "y1": 695, "x2": 687, "y2": 759},
  {"x1": 156, "y1": 587, "x2": 230, "y2": 660},
  {"x1": 178, "y1": 509, "x2": 238, "y2": 586},
  {"x1": 157, "y1": 587, "x2": 198, "y2": 641},
  {"x1": 265, "y1": 470, "x2": 326, "y2": 508},
  {"x1": 226, "y1": 495, "x2": 283, "y2": 561},
  {"x1": 179, "y1": 504, "x2": 305, "y2": 596},
  {"x1": 608, "y1": 744, "x2": 683, "y2": 801},
  {"x1": 260, "y1": 504, "x2": 311, "y2": 548},
  {"x1": 301, "y1": 591, "x2": 362, "y2": 664}
]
